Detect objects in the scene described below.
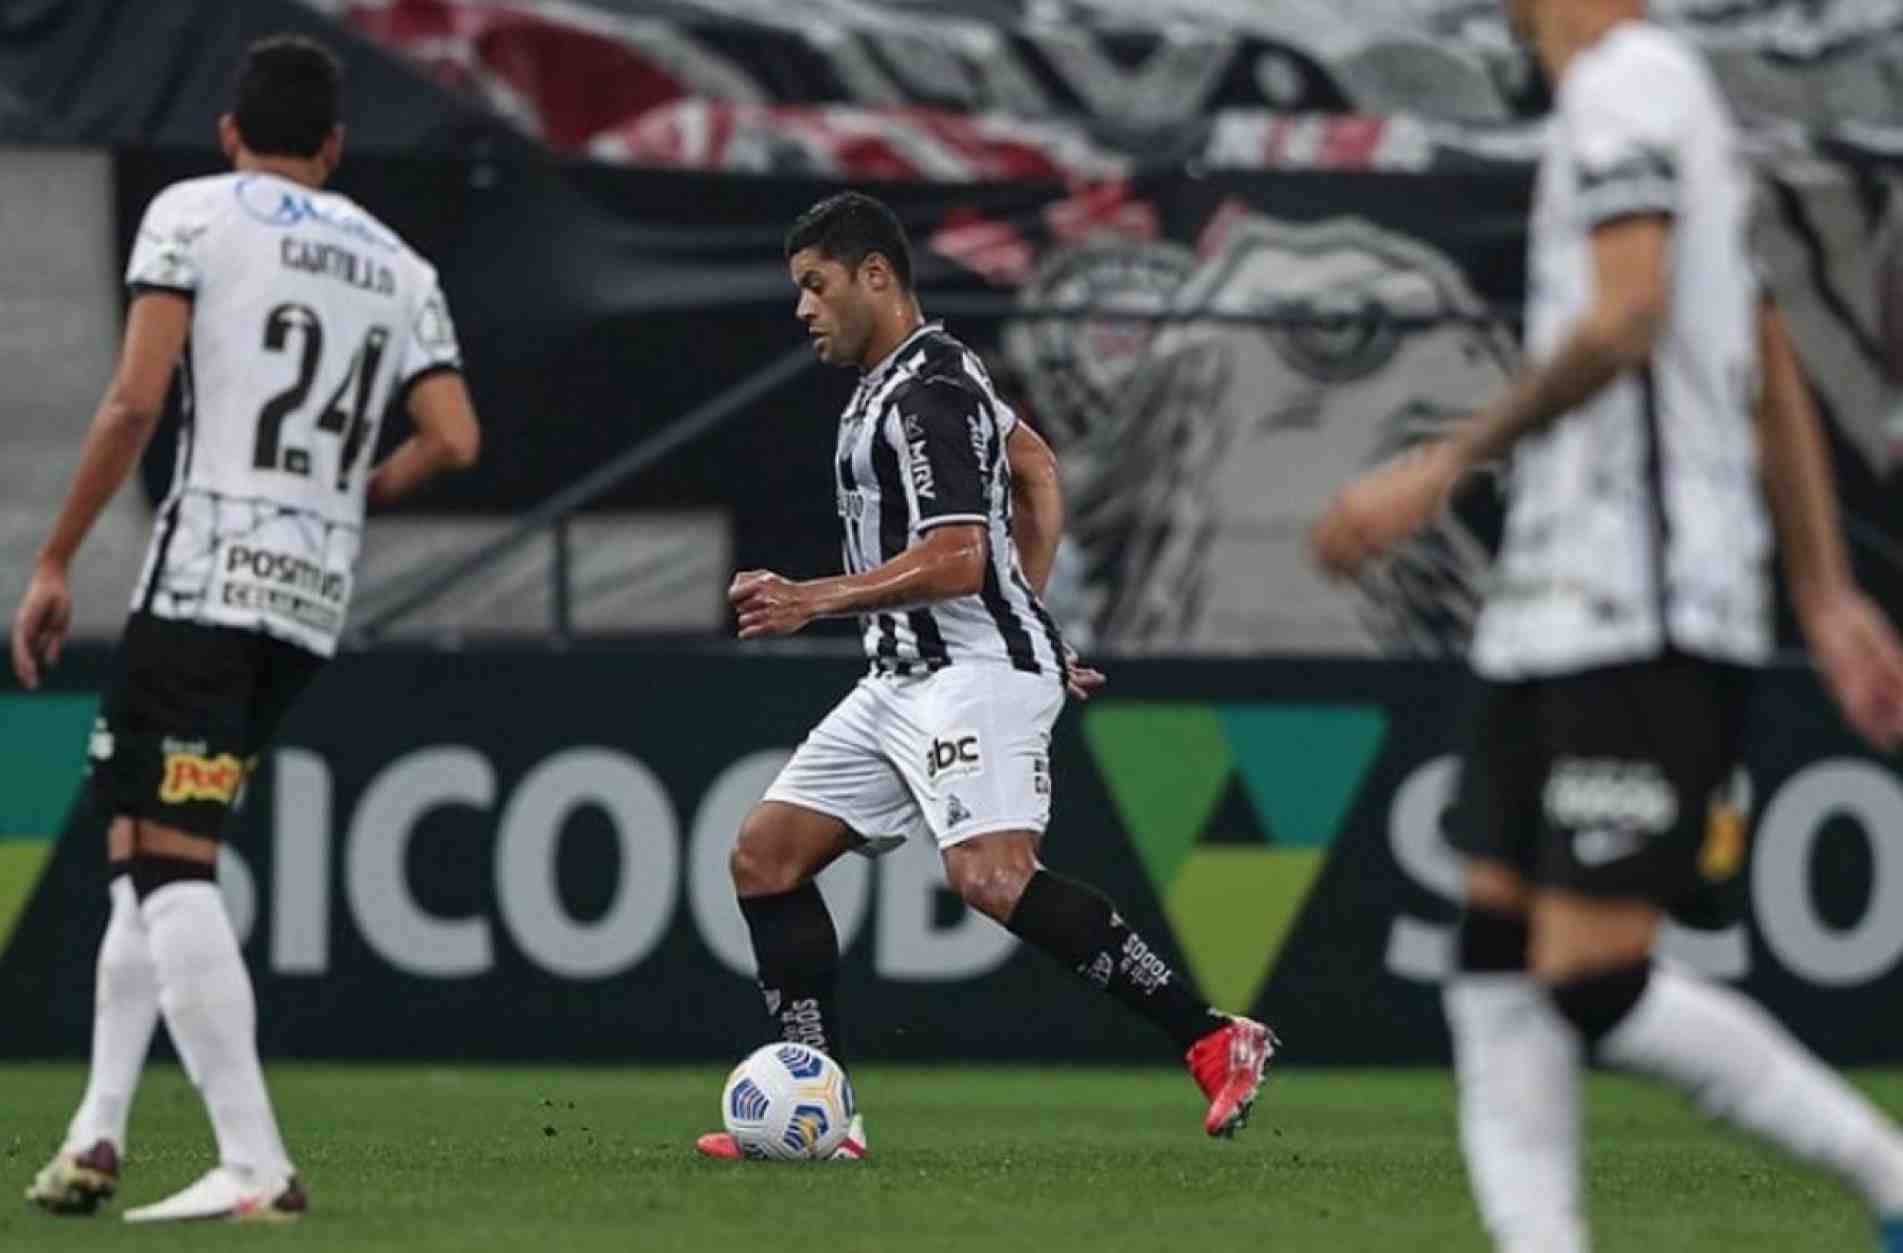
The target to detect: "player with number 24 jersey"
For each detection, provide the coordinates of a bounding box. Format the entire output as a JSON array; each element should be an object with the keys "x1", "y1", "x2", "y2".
[{"x1": 127, "y1": 168, "x2": 460, "y2": 655}]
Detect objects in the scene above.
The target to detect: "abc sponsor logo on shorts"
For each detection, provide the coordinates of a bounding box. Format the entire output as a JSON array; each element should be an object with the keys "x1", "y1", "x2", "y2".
[
  {"x1": 211, "y1": 746, "x2": 1018, "y2": 984},
  {"x1": 1386, "y1": 755, "x2": 1903, "y2": 989},
  {"x1": 159, "y1": 744, "x2": 246, "y2": 806},
  {"x1": 926, "y1": 732, "x2": 982, "y2": 782}
]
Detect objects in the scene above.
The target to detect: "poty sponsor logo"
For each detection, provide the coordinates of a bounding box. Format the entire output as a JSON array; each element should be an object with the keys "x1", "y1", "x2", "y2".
[
  {"x1": 159, "y1": 752, "x2": 246, "y2": 806},
  {"x1": 1543, "y1": 757, "x2": 1679, "y2": 834}
]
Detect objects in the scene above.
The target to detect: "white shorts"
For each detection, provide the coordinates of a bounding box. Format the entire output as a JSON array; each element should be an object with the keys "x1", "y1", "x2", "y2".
[{"x1": 763, "y1": 665, "x2": 1064, "y2": 853}]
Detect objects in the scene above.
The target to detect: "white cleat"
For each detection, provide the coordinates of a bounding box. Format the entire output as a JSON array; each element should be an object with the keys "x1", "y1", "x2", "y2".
[
  {"x1": 829, "y1": 1113, "x2": 868, "y2": 1161},
  {"x1": 26, "y1": 1140, "x2": 120, "y2": 1215},
  {"x1": 122, "y1": 1166, "x2": 307, "y2": 1224}
]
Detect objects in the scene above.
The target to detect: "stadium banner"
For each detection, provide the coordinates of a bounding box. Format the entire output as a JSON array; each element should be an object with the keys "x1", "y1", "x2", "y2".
[
  {"x1": 5, "y1": 648, "x2": 1903, "y2": 1064},
  {"x1": 111, "y1": 147, "x2": 1903, "y2": 658}
]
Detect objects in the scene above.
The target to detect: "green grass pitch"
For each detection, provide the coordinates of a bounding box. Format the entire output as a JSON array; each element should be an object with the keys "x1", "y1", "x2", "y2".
[{"x1": 0, "y1": 1063, "x2": 1888, "y2": 1251}]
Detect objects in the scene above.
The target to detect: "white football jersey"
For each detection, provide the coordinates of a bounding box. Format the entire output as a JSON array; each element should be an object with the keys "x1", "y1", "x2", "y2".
[
  {"x1": 125, "y1": 171, "x2": 462, "y2": 656},
  {"x1": 1471, "y1": 22, "x2": 1772, "y2": 680}
]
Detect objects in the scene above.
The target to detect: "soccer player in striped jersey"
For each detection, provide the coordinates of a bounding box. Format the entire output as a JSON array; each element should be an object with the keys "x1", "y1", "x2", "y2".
[
  {"x1": 1313, "y1": 1, "x2": 1903, "y2": 1249},
  {"x1": 14, "y1": 36, "x2": 479, "y2": 1222},
  {"x1": 696, "y1": 192, "x2": 1273, "y2": 1159}
]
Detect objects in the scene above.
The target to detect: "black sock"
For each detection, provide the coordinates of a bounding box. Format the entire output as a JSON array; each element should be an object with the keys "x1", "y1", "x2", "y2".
[
  {"x1": 1455, "y1": 907, "x2": 1530, "y2": 974},
  {"x1": 129, "y1": 853, "x2": 215, "y2": 900},
  {"x1": 737, "y1": 882, "x2": 842, "y2": 1059},
  {"x1": 1006, "y1": 870, "x2": 1221, "y2": 1053}
]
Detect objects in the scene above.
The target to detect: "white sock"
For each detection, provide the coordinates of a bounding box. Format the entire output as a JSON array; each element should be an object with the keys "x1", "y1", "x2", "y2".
[
  {"x1": 1600, "y1": 965, "x2": 1903, "y2": 1215},
  {"x1": 140, "y1": 880, "x2": 294, "y2": 1181},
  {"x1": 62, "y1": 875, "x2": 160, "y2": 1154},
  {"x1": 1445, "y1": 974, "x2": 1590, "y2": 1253}
]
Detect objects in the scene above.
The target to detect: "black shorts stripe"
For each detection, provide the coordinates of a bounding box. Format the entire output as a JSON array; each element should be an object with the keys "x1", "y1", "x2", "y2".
[
  {"x1": 1012, "y1": 568, "x2": 1068, "y2": 682},
  {"x1": 870, "y1": 415, "x2": 950, "y2": 667},
  {"x1": 127, "y1": 282, "x2": 195, "y2": 302},
  {"x1": 837, "y1": 412, "x2": 865, "y2": 576},
  {"x1": 975, "y1": 416, "x2": 1039, "y2": 673},
  {"x1": 1639, "y1": 363, "x2": 1671, "y2": 631},
  {"x1": 140, "y1": 338, "x2": 197, "y2": 613}
]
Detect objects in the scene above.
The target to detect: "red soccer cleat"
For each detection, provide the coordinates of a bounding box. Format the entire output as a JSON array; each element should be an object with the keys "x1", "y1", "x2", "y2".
[
  {"x1": 694, "y1": 1114, "x2": 868, "y2": 1162},
  {"x1": 695, "y1": 1132, "x2": 743, "y2": 1160},
  {"x1": 1186, "y1": 1016, "x2": 1277, "y2": 1138}
]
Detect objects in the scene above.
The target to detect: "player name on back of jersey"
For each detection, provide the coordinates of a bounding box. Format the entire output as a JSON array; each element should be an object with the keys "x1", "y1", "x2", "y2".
[{"x1": 279, "y1": 237, "x2": 396, "y2": 296}]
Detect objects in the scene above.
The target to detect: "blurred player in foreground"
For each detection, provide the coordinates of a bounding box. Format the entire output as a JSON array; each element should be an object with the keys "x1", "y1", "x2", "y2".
[
  {"x1": 13, "y1": 35, "x2": 479, "y2": 1222},
  {"x1": 696, "y1": 192, "x2": 1275, "y2": 1160},
  {"x1": 1313, "y1": 1, "x2": 1903, "y2": 1249}
]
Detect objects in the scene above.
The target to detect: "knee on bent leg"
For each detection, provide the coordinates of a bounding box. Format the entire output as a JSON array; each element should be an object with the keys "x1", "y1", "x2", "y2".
[
  {"x1": 730, "y1": 809, "x2": 812, "y2": 898},
  {"x1": 943, "y1": 834, "x2": 1039, "y2": 922}
]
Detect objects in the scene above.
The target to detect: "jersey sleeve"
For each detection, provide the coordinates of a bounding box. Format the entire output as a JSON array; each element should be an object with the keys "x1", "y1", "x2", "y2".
[
  {"x1": 396, "y1": 272, "x2": 465, "y2": 398},
  {"x1": 125, "y1": 184, "x2": 212, "y2": 297},
  {"x1": 1563, "y1": 38, "x2": 1693, "y2": 227},
  {"x1": 893, "y1": 380, "x2": 991, "y2": 533}
]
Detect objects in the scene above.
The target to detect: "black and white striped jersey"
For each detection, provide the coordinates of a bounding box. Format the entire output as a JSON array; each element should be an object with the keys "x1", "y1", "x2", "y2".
[{"x1": 833, "y1": 322, "x2": 1067, "y2": 678}]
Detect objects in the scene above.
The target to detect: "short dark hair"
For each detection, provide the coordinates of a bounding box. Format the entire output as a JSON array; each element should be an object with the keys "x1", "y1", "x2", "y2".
[
  {"x1": 785, "y1": 192, "x2": 914, "y2": 291},
  {"x1": 233, "y1": 35, "x2": 342, "y2": 159}
]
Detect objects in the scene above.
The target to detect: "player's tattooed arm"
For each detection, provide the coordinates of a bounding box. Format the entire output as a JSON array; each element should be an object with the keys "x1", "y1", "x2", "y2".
[
  {"x1": 1006, "y1": 421, "x2": 1062, "y2": 597},
  {"x1": 367, "y1": 371, "x2": 481, "y2": 507},
  {"x1": 12, "y1": 292, "x2": 188, "y2": 689},
  {"x1": 729, "y1": 525, "x2": 987, "y2": 638},
  {"x1": 1756, "y1": 298, "x2": 1903, "y2": 748},
  {"x1": 1311, "y1": 214, "x2": 1670, "y2": 577}
]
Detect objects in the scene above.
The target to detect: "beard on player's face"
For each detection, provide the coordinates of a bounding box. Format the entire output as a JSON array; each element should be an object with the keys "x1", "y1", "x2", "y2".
[{"x1": 824, "y1": 286, "x2": 876, "y2": 368}]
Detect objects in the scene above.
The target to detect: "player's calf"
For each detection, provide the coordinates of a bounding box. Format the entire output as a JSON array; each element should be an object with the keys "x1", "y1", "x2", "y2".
[
  {"x1": 730, "y1": 803, "x2": 856, "y2": 1059},
  {"x1": 945, "y1": 835, "x2": 1274, "y2": 1135}
]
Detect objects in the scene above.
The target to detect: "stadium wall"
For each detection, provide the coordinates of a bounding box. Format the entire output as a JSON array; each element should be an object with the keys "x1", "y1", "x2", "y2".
[{"x1": 4, "y1": 648, "x2": 1901, "y2": 1065}]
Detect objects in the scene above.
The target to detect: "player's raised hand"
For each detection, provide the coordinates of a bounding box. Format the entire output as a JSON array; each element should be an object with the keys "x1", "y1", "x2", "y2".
[
  {"x1": 1801, "y1": 587, "x2": 1903, "y2": 751},
  {"x1": 730, "y1": 569, "x2": 816, "y2": 639},
  {"x1": 11, "y1": 562, "x2": 73, "y2": 691},
  {"x1": 1063, "y1": 644, "x2": 1105, "y2": 702},
  {"x1": 1310, "y1": 441, "x2": 1462, "y2": 580}
]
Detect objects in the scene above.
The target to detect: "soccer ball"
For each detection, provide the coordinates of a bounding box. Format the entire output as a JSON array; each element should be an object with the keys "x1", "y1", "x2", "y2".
[{"x1": 720, "y1": 1042, "x2": 855, "y2": 1161}]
